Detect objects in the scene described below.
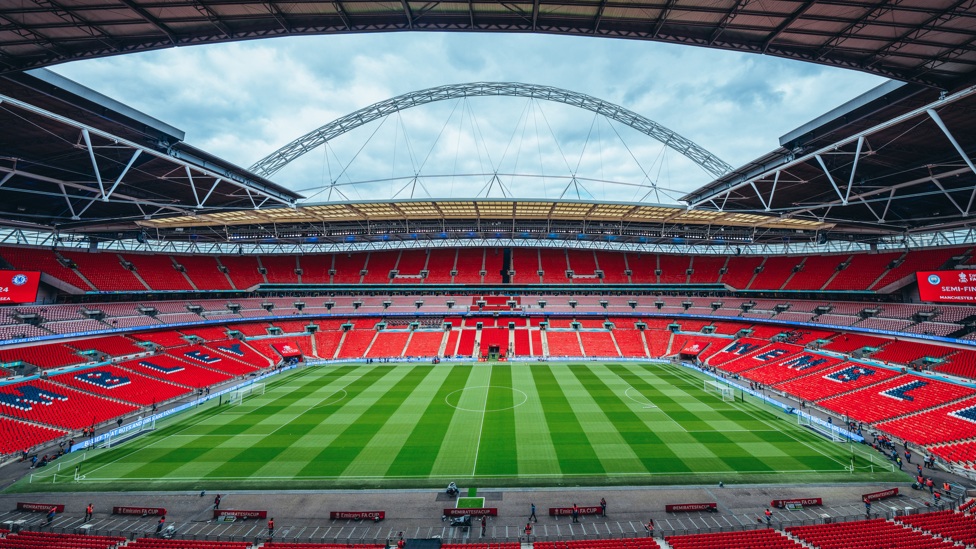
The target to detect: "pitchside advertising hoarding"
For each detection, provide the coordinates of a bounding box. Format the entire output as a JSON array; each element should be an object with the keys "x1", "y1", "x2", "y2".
[
  {"x1": 0, "y1": 270, "x2": 40, "y2": 303},
  {"x1": 917, "y1": 270, "x2": 976, "y2": 302}
]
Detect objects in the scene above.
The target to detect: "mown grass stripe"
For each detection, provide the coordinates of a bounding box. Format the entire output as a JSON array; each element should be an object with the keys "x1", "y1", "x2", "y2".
[
  {"x1": 512, "y1": 364, "x2": 561, "y2": 476},
  {"x1": 296, "y1": 365, "x2": 433, "y2": 476},
  {"x1": 386, "y1": 365, "x2": 475, "y2": 477},
  {"x1": 181, "y1": 366, "x2": 396, "y2": 480},
  {"x1": 474, "y1": 365, "x2": 518, "y2": 476},
  {"x1": 532, "y1": 364, "x2": 604, "y2": 475},
  {"x1": 341, "y1": 365, "x2": 455, "y2": 477},
  {"x1": 572, "y1": 363, "x2": 691, "y2": 473},
  {"x1": 113, "y1": 367, "x2": 375, "y2": 480}
]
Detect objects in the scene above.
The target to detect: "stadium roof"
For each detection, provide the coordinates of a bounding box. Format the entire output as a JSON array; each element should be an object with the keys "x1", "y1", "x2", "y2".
[
  {"x1": 137, "y1": 197, "x2": 831, "y2": 229},
  {"x1": 0, "y1": 68, "x2": 301, "y2": 231},
  {"x1": 1, "y1": 1, "x2": 975, "y2": 89},
  {"x1": 683, "y1": 79, "x2": 976, "y2": 233}
]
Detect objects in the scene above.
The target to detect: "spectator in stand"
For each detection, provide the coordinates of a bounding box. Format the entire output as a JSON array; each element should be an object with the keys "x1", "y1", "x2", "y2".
[{"x1": 46, "y1": 506, "x2": 55, "y2": 525}]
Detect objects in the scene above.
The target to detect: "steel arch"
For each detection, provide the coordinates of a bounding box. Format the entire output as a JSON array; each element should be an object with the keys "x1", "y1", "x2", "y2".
[{"x1": 249, "y1": 82, "x2": 733, "y2": 180}]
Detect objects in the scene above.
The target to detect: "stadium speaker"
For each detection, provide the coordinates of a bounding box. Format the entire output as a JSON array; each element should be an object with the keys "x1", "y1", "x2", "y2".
[
  {"x1": 137, "y1": 232, "x2": 146, "y2": 243},
  {"x1": 817, "y1": 233, "x2": 827, "y2": 245},
  {"x1": 734, "y1": 248, "x2": 741, "y2": 256}
]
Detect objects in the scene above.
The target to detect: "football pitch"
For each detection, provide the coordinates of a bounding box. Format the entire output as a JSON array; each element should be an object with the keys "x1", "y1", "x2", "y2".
[{"x1": 12, "y1": 361, "x2": 906, "y2": 493}]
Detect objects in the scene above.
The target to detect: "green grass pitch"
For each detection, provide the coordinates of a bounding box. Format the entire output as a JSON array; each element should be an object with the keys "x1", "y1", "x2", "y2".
[{"x1": 11, "y1": 361, "x2": 907, "y2": 493}]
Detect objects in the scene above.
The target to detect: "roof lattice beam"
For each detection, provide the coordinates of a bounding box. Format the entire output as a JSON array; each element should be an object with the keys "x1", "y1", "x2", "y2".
[{"x1": 114, "y1": 0, "x2": 179, "y2": 45}]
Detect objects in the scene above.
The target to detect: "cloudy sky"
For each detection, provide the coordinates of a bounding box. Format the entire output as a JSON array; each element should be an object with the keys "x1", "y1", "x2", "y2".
[{"x1": 50, "y1": 32, "x2": 885, "y2": 205}]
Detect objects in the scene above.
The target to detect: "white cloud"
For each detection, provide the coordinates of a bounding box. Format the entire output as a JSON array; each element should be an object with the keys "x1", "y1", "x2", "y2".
[{"x1": 50, "y1": 32, "x2": 885, "y2": 204}]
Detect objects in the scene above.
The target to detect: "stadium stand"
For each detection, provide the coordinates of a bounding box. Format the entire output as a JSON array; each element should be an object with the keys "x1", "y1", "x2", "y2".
[
  {"x1": 311, "y1": 330, "x2": 342, "y2": 359},
  {"x1": 0, "y1": 342, "x2": 87, "y2": 369},
  {"x1": 873, "y1": 247, "x2": 962, "y2": 289},
  {"x1": 822, "y1": 334, "x2": 890, "y2": 353},
  {"x1": 819, "y1": 374, "x2": 975, "y2": 423},
  {"x1": 0, "y1": 247, "x2": 91, "y2": 290},
  {"x1": 786, "y1": 255, "x2": 846, "y2": 291},
  {"x1": 425, "y1": 249, "x2": 456, "y2": 284},
  {"x1": 877, "y1": 394, "x2": 976, "y2": 446},
  {"x1": 120, "y1": 355, "x2": 233, "y2": 388},
  {"x1": 122, "y1": 254, "x2": 193, "y2": 291},
  {"x1": 931, "y1": 440, "x2": 976, "y2": 466},
  {"x1": 825, "y1": 252, "x2": 900, "y2": 291},
  {"x1": 707, "y1": 338, "x2": 768, "y2": 366},
  {"x1": 2, "y1": 532, "x2": 127, "y2": 549},
  {"x1": 367, "y1": 332, "x2": 410, "y2": 358},
  {"x1": 265, "y1": 545, "x2": 384, "y2": 549},
  {"x1": 0, "y1": 378, "x2": 138, "y2": 428},
  {"x1": 749, "y1": 257, "x2": 797, "y2": 290},
  {"x1": 627, "y1": 253, "x2": 656, "y2": 284},
  {"x1": 741, "y1": 352, "x2": 846, "y2": 385},
  {"x1": 535, "y1": 540, "x2": 657, "y2": 549},
  {"x1": 545, "y1": 331, "x2": 581, "y2": 356},
  {"x1": 179, "y1": 326, "x2": 230, "y2": 341},
  {"x1": 133, "y1": 331, "x2": 188, "y2": 348},
  {"x1": 644, "y1": 330, "x2": 671, "y2": 357},
  {"x1": 337, "y1": 330, "x2": 376, "y2": 359},
  {"x1": 178, "y1": 255, "x2": 233, "y2": 290},
  {"x1": 262, "y1": 256, "x2": 300, "y2": 284},
  {"x1": 394, "y1": 250, "x2": 427, "y2": 283},
  {"x1": 69, "y1": 335, "x2": 145, "y2": 357},
  {"x1": 613, "y1": 330, "x2": 646, "y2": 357},
  {"x1": 53, "y1": 364, "x2": 190, "y2": 405},
  {"x1": 60, "y1": 251, "x2": 146, "y2": 292},
  {"x1": 775, "y1": 362, "x2": 900, "y2": 402},
  {"x1": 666, "y1": 530, "x2": 800, "y2": 549},
  {"x1": 689, "y1": 256, "x2": 725, "y2": 284},
  {"x1": 786, "y1": 518, "x2": 957, "y2": 549},
  {"x1": 936, "y1": 349, "x2": 976, "y2": 378},
  {"x1": 167, "y1": 344, "x2": 261, "y2": 375},
  {"x1": 332, "y1": 253, "x2": 367, "y2": 284},
  {"x1": 219, "y1": 256, "x2": 265, "y2": 289},
  {"x1": 0, "y1": 417, "x2": 65, "y2": 456},
  {"x1": 43, "y1": 319, "x2": 107, "y2": 334},
  {"x1": 205, "y1": 339, "x2": 273, "y2": 368},
  {"x1": 870, "y1": 340, "x2": 955, "y2": 364},
  {"x1": 659, "y1": 255, "x2": 690, "y2": 284},
  {"x1": 539, "y1": 250, "x2": 568, "y2": 284},
  {"x1": 127, "y1": 540, "x2": 248, "y2": 549},
  {"x1": 595, "y1": 251, "x2": 629, "y2": 284},
  {"x1": 363, "y1": 251, "x2": 398, "y2": 284},
  {"x1": 405, "y1": 331, "x2": 443, "y2": 356},
  {"x1": 896, "y1": 510, "x2": 976, "y2": 546},
  {"x1": 579, "y1": 331, "x2": 619, "y2": 357}
]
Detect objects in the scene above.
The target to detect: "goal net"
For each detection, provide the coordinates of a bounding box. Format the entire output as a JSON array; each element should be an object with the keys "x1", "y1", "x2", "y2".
[
  {"x1": 704, "y1": 380, "x2": 734, "y2": 402},
  {"x1": 228, "y1": 383, "x2": 265, "y2": 406},
  {"x1": 799, "y1": 413, "x2": 845, "y2": 442}
]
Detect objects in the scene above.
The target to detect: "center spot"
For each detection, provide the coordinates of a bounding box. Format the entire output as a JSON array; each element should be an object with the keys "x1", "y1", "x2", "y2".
[{"x1": 445, "y1": 386, "x2": 528, "y2": 412}]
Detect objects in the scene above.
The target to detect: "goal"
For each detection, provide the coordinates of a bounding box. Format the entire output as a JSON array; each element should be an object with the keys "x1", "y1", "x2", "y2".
[
  {"x1": 799, "y1": 413, "x2": 845, "y2": 442},
  {"x1": 228, "y1": 383, "x2": 264, "y2": 406},
  {"x1": 704, "y1": 380, "x2": 734, "y2": 402}
]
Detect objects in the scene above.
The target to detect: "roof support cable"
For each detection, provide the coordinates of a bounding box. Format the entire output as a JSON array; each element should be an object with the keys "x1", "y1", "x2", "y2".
[
  {"x1": 605, "y1": 117, "x2": 659, "y2": 203},
  {"x1": 303, "y1": 115, "x2": 389, "y2": 202},
  {"x1": 529, "y1": 99, "x2": 548, "y2": 199}
]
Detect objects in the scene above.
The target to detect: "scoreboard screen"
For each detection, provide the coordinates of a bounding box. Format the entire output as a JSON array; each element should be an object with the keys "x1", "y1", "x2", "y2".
[{"x1": 0, "y1": 270, "x2": 40, "y2": 304}]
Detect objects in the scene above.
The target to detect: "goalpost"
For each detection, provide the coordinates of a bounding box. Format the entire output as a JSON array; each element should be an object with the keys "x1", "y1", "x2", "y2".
[
  {"x1": 228, "y1": 383, "x2": 265, "y2": 406},
  {"x1": 703, "y1": 380, "x2": 734, "y2": 402},
  {"x1": 798, "y1": 413, "x2": 845, "y2": 442}
]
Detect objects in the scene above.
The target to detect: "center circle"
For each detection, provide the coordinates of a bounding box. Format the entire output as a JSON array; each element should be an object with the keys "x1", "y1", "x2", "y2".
[{"x1": 445, "y1": 386, "x2": 528, "y2": 412}]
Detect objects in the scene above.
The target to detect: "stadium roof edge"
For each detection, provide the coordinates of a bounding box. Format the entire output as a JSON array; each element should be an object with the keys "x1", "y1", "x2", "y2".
[
  {"x1": 777, "y1": 80, "x2": 927, "y2": 149},
  {"x1": 7, "y1": 68, "x2": 186, "y2": 144}
]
